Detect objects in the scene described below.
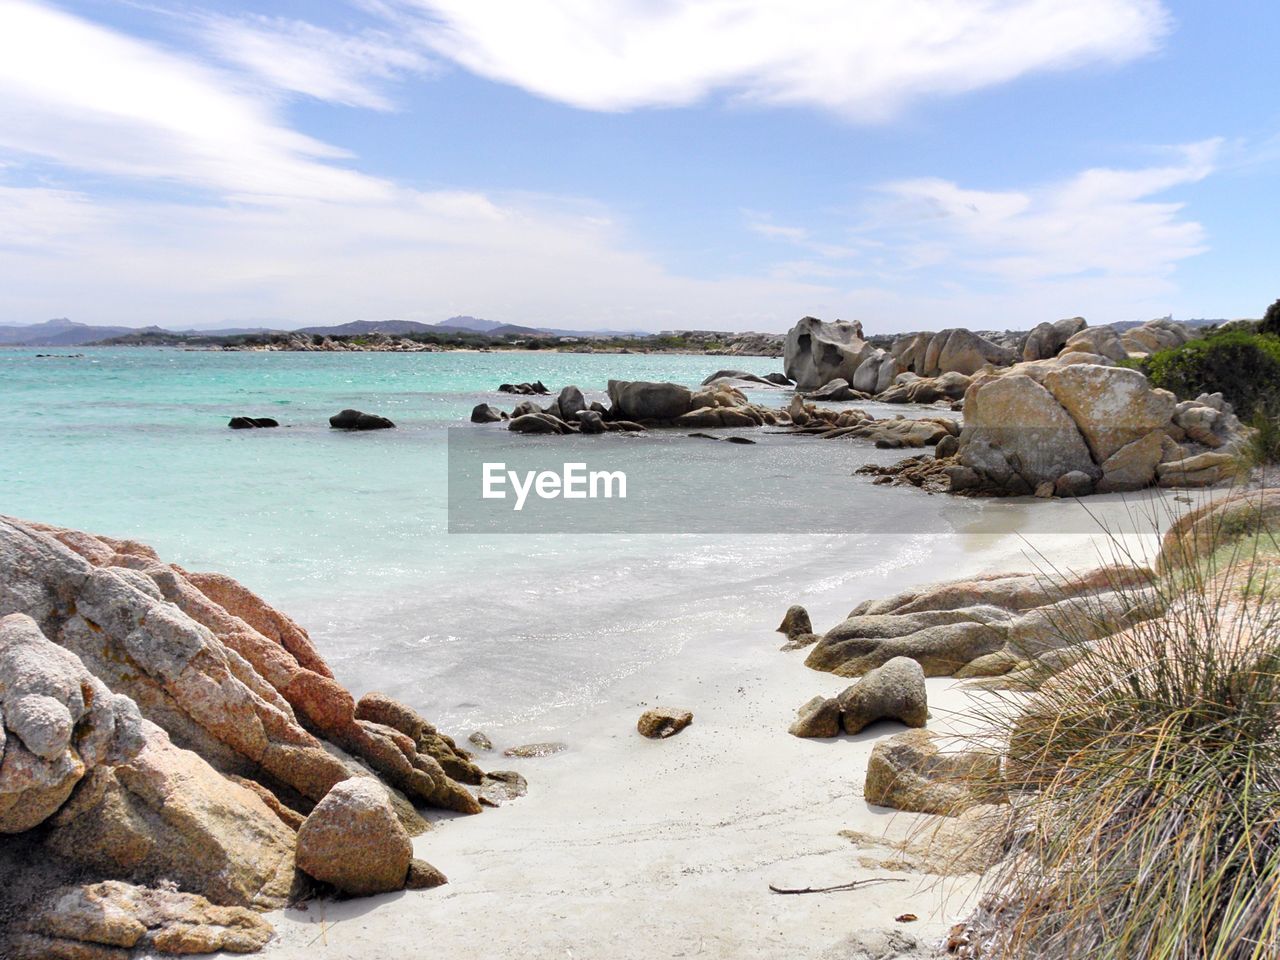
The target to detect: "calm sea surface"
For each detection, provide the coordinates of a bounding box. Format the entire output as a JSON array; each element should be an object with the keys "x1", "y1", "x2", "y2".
[{"x1": 1, "y1": 347, "x2": 989, "y2": 733}]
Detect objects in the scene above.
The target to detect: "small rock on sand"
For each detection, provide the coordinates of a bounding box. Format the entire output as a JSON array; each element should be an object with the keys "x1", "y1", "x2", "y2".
[{"x1": 637, "y1": 707, "x2": 694, "y2": 739}]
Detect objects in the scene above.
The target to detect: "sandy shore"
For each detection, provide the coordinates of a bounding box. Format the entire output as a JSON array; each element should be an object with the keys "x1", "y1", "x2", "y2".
[{"x1": 241, "y1": 497, "x2": 1182, "y2": 960}]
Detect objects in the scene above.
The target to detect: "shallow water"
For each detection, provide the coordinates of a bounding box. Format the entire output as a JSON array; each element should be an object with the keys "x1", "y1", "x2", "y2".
[{"x1": 1, "y1": 347, "x2": 992, "y2": 733}]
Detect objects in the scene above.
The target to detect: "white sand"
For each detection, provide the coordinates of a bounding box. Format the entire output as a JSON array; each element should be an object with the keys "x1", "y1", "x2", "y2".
[{"x1": 246, "y1": 498, "x2": 1181, "y2": 960}]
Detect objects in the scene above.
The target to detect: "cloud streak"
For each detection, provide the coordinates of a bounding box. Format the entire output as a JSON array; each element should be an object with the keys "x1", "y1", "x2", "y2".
[{"x1": 393, "y1": 0, "x2": 1168, "y2": 119}]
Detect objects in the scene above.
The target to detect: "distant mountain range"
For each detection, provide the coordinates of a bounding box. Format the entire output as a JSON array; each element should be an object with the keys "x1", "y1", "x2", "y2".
[{"x1": 0, "y1": 315, "x2": 649, "y2": 345}]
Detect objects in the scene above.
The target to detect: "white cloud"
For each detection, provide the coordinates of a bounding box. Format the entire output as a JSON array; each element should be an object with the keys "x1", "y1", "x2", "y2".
[
  {"x1": 393, "y1": 0, "x2": 1168, "y2": 118},
  {"x1": 878, "y1": 139, "x2": 1218, "y2": 283},
  {"x1": 750, "y1": 142, "x2": 1219, "y2": 327},
  {"x1": 201, "y1": 14, "x2": 432, "y2": 111},
  {"x1": 0, "y1": 0, "x2": 387, "y2": 200}
]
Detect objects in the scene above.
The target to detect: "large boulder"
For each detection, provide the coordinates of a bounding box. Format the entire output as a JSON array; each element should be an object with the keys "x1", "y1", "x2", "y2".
[
  {"x1": 295, "y1": 777, "x2": 414, "y2": 896},
  {"x1": 851, "y1": 349, "x2": 905, "y2": 395},
  {"x1": 956, "y1": 374, "x2": 1098, "y2": 493},
  {"x1": 45, "y1": 718, "x2": 298, "y2": 908},
  {"x1": 836, "y1": 657, "x2": 928, "y2": 734},
  {"x1": 1120, "y1": 317, "x2": 1193, "y2": 356},
  {"x1": 783, "y1": 317, "x2": 876, "y2": 389},
  {"x1": 1061, "y1": 325, "x2": 1128, "y2": 362},
  {"x1": 606, "y1": 380, "x2": 694, "y2": 421},
  {"x1": 893, "y1": 328, "x2": 1017, "y2": 378},
  {"x1": 864, "y1": 729, "x2": 1000, "y2": 815},
  {"x1": 1021, "y1": 317, "x2": 1087, "y2": 362},
  {"x1": 1041, "y1": 364, "x2": 1177, "y2": 464}
]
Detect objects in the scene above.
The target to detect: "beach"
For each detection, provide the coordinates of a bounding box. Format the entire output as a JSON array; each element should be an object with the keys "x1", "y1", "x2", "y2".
[{"x1": 244, "y1": 508, "x2": 1175, "y2": 960}]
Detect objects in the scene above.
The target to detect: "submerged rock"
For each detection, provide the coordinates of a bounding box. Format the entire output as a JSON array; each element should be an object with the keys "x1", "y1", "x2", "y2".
[
  {"x1": 228, "y1": 417, "x2": 279, "y2": 429},
  {"x1": 478, "y1": 770, "x2": 528, "y2": 807},
  {"x1": 503, "y1": 742, "x2": 567, "y2": 758}
]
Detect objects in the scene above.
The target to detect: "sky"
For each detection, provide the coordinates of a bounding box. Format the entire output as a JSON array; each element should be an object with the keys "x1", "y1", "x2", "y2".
[{"x1": 0, "y1": 0, "x2": 1276, "y2": 333}]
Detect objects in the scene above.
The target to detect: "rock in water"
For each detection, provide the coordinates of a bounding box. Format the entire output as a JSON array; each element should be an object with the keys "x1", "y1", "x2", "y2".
[
  {"x1": 784, "y1": 317, "x2": 875, "y2": 389},
  {"x1": 776, "y1": 604, "x2": 813, "y2": 639},
  {"x1": 296, "y1": 778, "x2": 413, "y2": 896},
  {"x1": 470, "y1": 403, "x2": 503, "y2": 423},
  {"x1": 637, "y1": 708, "x2": 694, "y2": 739},
  {"x1": 468, "y1": 730, "x2": 494, "y2": 751},
  {"x1": 329, "y1": 409, "x2": 395, "y2": 430},
  {"x1": 837, "y1": 657, "x2": 928, "y2": 735},
  {"x1": 503, "y1": 742, "x2": 568, "y2": 758},
  {"x1": 228, "y1": 417, "x2": 279, "y2": 429},
  {"x1": 606, "y1": 380, "x2": 694, "y2": 421}
]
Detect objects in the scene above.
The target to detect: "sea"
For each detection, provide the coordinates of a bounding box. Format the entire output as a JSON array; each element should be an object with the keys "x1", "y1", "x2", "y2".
[{"x1": 1, "y1": 347, "x2": 1035, "y2": 736}]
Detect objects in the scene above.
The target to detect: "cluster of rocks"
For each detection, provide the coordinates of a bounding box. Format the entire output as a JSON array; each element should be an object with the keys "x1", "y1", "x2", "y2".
[
  {"x1": 795, "y1": 565, "x2": 1159, "y2": 681},
  {"x1": 0, "y1": 516, "x2": 495, "y2": 956},
  {"x1": 474, "y1": 380, "x2": 786, "y2": 436},
  {"x1": 242, "y1": 333, "x2": 442, "y2": 352},
  {"x1": 225, "y1": 410, "x2": 396, "y2": 431},
  {"x1": 498, "y1": 381, "x2": 550, "y2": 395},
  {"x1": 784, "y1": 395, "x2": 959, "y2": 449},
  {"x1": 776, "y1": 313, "x2": 1243, "y2": 496}
]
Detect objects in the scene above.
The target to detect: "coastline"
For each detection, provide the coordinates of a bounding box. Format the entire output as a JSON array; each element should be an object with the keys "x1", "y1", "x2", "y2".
[{"x1": 244, "y1": 501, "x2": 1177, "y2": 960}]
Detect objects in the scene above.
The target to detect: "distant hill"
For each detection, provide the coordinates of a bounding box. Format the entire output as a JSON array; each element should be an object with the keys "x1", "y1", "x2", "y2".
[
  {"x1": 435, "y1": 315, "x2": 503, "y2": 332},
  {"x1": 294, "y1": 319, "x2": 440, "y2": 337},
  {"x1": 0, "y1": 318, "x2": 139, "y2": 346}
]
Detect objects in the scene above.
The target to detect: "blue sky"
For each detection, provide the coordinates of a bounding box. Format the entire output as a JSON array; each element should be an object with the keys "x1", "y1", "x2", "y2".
[{"x1": 0, "y1": 0, "x2": 1276, "y2": 333}]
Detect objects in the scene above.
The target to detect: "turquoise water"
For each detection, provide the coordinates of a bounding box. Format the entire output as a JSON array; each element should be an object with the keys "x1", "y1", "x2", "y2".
[{"x1": 0, "y1": 348, "x2": 975, "y2": 732}]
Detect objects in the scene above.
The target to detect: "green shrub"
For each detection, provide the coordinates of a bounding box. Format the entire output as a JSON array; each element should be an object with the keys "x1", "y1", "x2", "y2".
[
  {"x1": 1262, "y1": 299, "x2": 1280, "y2": 337},
  {"x1": 964, "y1": 524, "x2": 1280, "y2": 960},
  {"x1": 1141, "y1": 329, "x2": 1280, "y2": 416}
]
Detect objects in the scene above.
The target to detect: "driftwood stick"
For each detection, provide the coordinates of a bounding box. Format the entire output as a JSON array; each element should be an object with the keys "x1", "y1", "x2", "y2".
[{"x1": 768, "y1": 877, "x2": 908, "y2": 895}]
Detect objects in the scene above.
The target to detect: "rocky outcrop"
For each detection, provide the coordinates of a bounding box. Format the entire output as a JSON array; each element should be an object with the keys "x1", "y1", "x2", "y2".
[
  {"x1": 876, "y1": 371, "x2": 971, "y2": 405},
  {"x1": 295, "y1": 777, "x2": 416, "y2": 896},
  {"x1": 939, "y1": 362, "x2": 1244, "y2": 496},
  {"x1": 0, "y1": 516, "x2": 482, "y2": 951},
  {"x1": 803, "y1": 567, "x2": 1161, "y2": 678},
  {"x1": 329, "y1": 409, "x2": 395, "y2": 430},
  {"x1": 864, "y1": 729, "x2": 1000, "y2": 815},
  {"x1": 11, "y1": 881, "x2": 274, "y2": 958},
  {"x1": 45, "y1": 718, "x2": 298, "y2": 909},
  {"x1": 784, "y1": 317, "x2": 876, "y2": 389},
  {"x1": 636, "y1": 708, "x2": 693, "y2": 739},
  {"x1": 1021, "y1": 317, "x2": 1087, "y2": 362},
  {"x1": 891, "y1": 328, "x2": 1017, "y2": 378},
  {"x1": 1120, "y1": 316, "x2": 1193, "y2": 356}
]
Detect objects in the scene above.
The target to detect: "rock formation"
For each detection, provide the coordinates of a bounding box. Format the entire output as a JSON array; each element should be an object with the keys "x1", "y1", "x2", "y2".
[
  {"x1": 784, "y1": 317, "x2": 878, "y2": 389},
  {"x1": 329, "y1": 409, "x2": 395, "y2": 430},
  {"x1": 0, "y1": 516, "x2": 484, "y2": 955}
]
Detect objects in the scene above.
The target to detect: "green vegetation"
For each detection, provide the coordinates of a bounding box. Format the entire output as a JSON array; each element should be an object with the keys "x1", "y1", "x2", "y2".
[
  {"x1": 1262, "y1": 298, "x2": 1280, "y2": 337},
  {"x1": 1138, "y1": 328, "x2": 1280, "y2": 416},
  {"x1": 965, "y1": 519, "x2": 1280, "y2": 960}
]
